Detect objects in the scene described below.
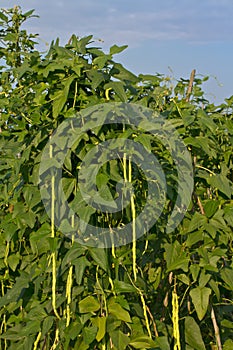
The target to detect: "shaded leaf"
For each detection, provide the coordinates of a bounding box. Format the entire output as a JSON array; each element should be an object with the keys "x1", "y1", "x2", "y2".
[
  {"x1": 185, "y1": 316, "x2": 206, "y2": 350},
  {"x1": 190, "y1": 287, "x2": 211, "y2": 320}
]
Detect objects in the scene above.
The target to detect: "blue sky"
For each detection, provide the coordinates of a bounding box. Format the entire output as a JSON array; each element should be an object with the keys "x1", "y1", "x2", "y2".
[{"x1": 1, "y1": 0, "x2": 233, "y2": 103}]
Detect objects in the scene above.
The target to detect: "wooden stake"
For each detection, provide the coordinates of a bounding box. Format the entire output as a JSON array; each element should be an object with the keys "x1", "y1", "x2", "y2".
[
  {"x1": 211, "y1": 307, "x2": 222, "y2": 350},
  {"x1": 185, "y1": 69, "x2": 196, "y2": 102}
]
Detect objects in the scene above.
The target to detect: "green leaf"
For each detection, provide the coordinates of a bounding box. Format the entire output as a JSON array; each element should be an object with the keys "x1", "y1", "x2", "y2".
[
  {"x1": 104, "y1": 81, "x2": 127, "y2": 102},
  {"x1": 62, "y1": 177, "x2": 76, "y2": 199},
  {"x1": 93, "y1": 54, "x2": 111, "y2": 69},
  {"x1": 187, "y1": 213, "x2": 207, "y2": 232},
  {"x1": 93, "y1": 316, "x2": 106, "y2": 342},
  {"x1": 186, "y1": 230, "x2": 203, "y2": 247},
  {"x1": 0, "y1": 12, "x2": 8, "y2": 22},
  {"x1": 83, "y1": 325, "x2": 98, "y2": 345},
  {"x1": 62, "y1": 243, "x2": 87, "y2": 267},
  {"x1": 154, "y1": 336, "x2": 170, "y2": 350},
  {"x1": 203, "y1": 200, "x2": 220, "y2": 218},
  {"x1": 23, "y1": 9, "x2": 35, "y2": 18},
  {"x1": 0, "y1": 272, "x2": 30, "y2": 308},
  {"x1": 185, "y1": 316, "x2": 206, "y2": 350},
  {"x1": 108, "y1": 299, "x2": 131, "y2": 323},
  {"x1": 87, "y1": 70, "x2": 105, "y2": 89},
  {"x1": 148, "y1": 266, "x2": 161, "y2": 290},
  {"x1": 52, "y1": 75, "x2": 75, "y2": 118},
  {"x1": 199, "y1": 270, "x2": 211, "y2": 288},
  {"x1": 164, "y1": 241, "x2": 189, "y2": 272},
  {"x1": 74, "y1": 256, "x2": 90, "y2": 285},
  {"x1": 190, "y1": 287, "x2": 211, "y2": 320},
  {"x1": 129, "y1": 336, "x2": 156, "y2": 349},
  {"x1": 110, "y1": 329, "x2": 130, "y2": 349},
  {"x1": 42, "y1": 316, "x2": 55, "y2": 336},
  {"x1": 208, "y1": 280, "x2": 220, "y2": 301},
  {"x1": 79, "y1": 296, "x2": 100, "y2": 313},
  {"x1": 220, "y1": 268, "x2": 233, "y2": 290},
  {"x1": 190, "y1": 264, "x2": 200, "y2": 282},
  {"x1": 19, "y1": 320, "x2": 41, "y2": 336},
  {"x1": 113, "y1": 280, "x2": 136, "y2": 293},
  {"x1": 184, "y1": 136, "x2": 216, "y2": 157},
  {"x1": 112, "y1": 63, "x2": 139, "y2": 82},
  {"x1": 207, "y1": 174, "x2": 233, "y2": 198},
  {"x1": 110, "y1": 44, "x2": 128, "y2": 55},
  {"x1": 88, "y1": 247, "x2": 109, "y2": 272},
  {"x1": 7, "y1": 253, "x2": 21, "y2": 271},
  {"x1": 223, "y1": 339, "x2": 233, "y2": 350},
  {"x1": 224, "y1": 206, "x2": 233, "y2": 227}
]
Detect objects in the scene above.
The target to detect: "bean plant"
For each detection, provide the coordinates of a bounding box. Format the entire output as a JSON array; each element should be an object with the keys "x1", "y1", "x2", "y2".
[{"x1": 0, "y1": 6, "x2": 232, "y2": 350}]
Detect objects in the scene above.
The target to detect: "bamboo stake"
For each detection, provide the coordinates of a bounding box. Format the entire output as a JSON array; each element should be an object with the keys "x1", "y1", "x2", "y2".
[
  {"x1": 211, "y1": 306, "x2": 223, "y2": 350},
  {"x1": 185, "y1": 69, "x2": 196, "y2": 102}
]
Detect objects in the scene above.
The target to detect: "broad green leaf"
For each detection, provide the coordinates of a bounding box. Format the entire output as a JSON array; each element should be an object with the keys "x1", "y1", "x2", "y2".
[
  {"x1": 190, "y1": 264, "x2": 200, "y2": 282},
  {"x1": 93, "y1": 54, "x2": 111, "y2": 69},
  {"x1": 223, "y1": 339, "x2": 233, "y2": 350},
  {"x1": 154, "y1": 336, "x2": 170, "y2": 350},
  {"x1": 74, "y1": 256, "x2": 90, "y2": 285},
  {"x1": 62, "y1": 243, "x2": 87, "y2": 267},
  {"x1": 164, "y1": 241, "x2": 189, "y2": 272},
  {"x1": 7, "y1": 253, "x2": 21, "y2": 271},
  {"x1": 220, "y1": 268, "x2": 233, "y2": 290},
  {"x1": 184, "y1": 136, "x2": 216, "y2": 157},
  {"x1": 92, "y1": 316, "x2": 106, "y2": 342},
  {"x1": 186, "y1": 230, "x2": 203, "y2": 247},
  {"x1": 23, "y1": 9, "x2": 35, "y2": 18},
  {"x1": 208, "y1": 280, "x2": 220, "y2": 301},
  {"x1": 62, "y1": 177, "x2": 76, "y2": 199},
  {"x1": 52, "y1": 75, "x2": 75, "y2": 118},
  {"x1": 178, "y1": 273, "x2": 190, "y2": 285},
  {"x1": 199, "y1": 270, "x2": 211, "y2": 288},
  {"x1": 112, "y1": 63, "x2": 139, "y2": 82},
  {"x1": 66, "y1": 320, "x2": 83, "y2": 340},
  {"x1": 185, "y1": 316, "x2": 206, "y2": 350},
  {"x1": 113, "y1": 280, "x2": 136, "y2": 293},
  {"x1": 0, "y1": 272, "x2": 30, "y2": 308},
  {"x1": 88, "y1": 247, "x2": 109, "y2": 272},
  {"x1": 207, "y1": 174, "x2": 233, "y2": 198},
  {"x1": 109, "y1": 329, "x2": 130, "y2": 350},
  {"x1": 42, "y1": 316, "x2": 55, "y2": 336},
  {"x1": 108, "y1": 299, "x2": 131, "y2": 323},
  {"x1": 129, "y1": 336, "x2": 156, "y2": 349},
  {"x1": 203, "y1": 200, "x2": 220, "y2": 218},
  {"x1": 221, "y1": 319, "x2": 233, "y2": 329},
  {"x1": 87, "y1": 70, "x2": 105, "y2": 89},
  {"x1": 79, "y1": 296, "x2": 100, "y2": 313},
  {"x1": 224, "y1": 206, "x2": 233, "y2": 227},
  {"x1": 187, "y1": 213, "x2": 207, "y2": 232},
  {"x1": 82, "y1": 325, "x2": 98, "y2": 345},
  {"x1": 19, "y1": 320, "x2": 41, "y2": 336},
  {"x1": 110, "y1": 44, "x2": 128, "y2": 55},
  {"x1": 190, "y1": 287, "x2": 211, "y2": 320},
  {"x1": 0, "y1": 12, "x2": 8, "y2": 21},
  {"x1": 104, "y1": 81, "x2": 127, "y2": 102}
]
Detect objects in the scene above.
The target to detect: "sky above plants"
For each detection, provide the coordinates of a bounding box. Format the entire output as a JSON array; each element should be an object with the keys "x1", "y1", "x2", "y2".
[{"x1": 1, "y1": 0, "x2": 233, "y2": 103}]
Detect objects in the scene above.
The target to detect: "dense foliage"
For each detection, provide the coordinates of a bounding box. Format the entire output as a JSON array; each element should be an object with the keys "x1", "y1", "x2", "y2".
[{"x1": 0, "y1": 7, "x2": 232, "y2": 350}]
